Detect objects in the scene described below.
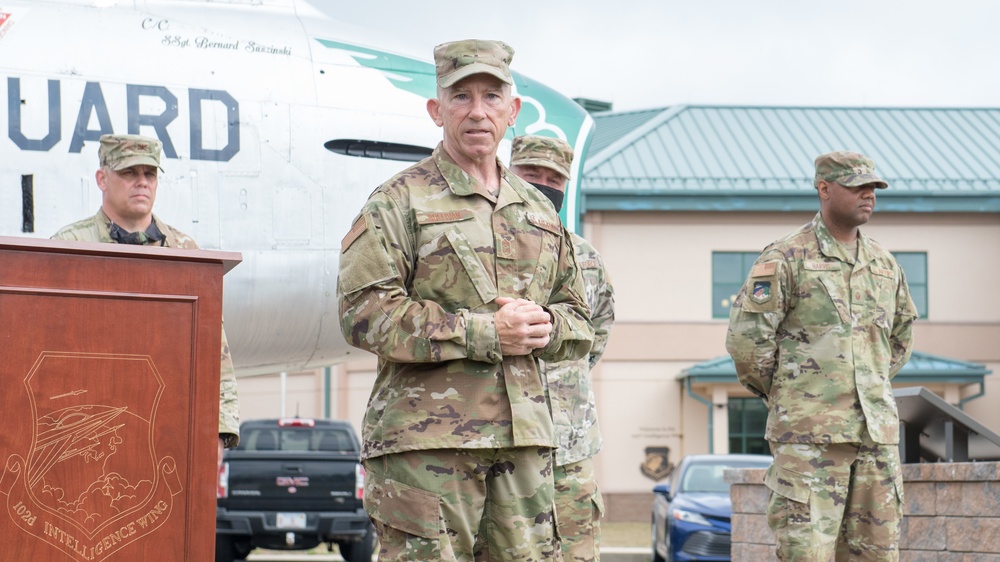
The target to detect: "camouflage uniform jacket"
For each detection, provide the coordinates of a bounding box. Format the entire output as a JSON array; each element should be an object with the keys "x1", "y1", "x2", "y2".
[
  {"x1": 52, "y1": 208, "x2": 241, "y2": 448},
  {"x1": 541, "y1": 233, "x2": 614, "y2": 466},
  {"x1": 337, "y1": 144, "x2": 594, "y2": 460},
  {"x1": 725, "y1": 212, "x2": 917, "y2": 445}
]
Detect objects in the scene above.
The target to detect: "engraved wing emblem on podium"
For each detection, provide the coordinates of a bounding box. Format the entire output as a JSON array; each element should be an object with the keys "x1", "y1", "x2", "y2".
[{"x1": 1, "y1": 352, "x2": 182, "y2": 561}]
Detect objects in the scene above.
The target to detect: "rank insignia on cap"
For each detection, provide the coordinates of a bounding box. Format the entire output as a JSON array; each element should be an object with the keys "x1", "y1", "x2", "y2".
[{"x1": 750, "y1": 280, "x2": 772, "y2": 303}]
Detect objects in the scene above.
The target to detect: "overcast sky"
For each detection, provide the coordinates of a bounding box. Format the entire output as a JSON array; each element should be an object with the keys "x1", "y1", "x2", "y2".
[{"x1": 323, "y1": 0, "x2": 999, "y2": 113}]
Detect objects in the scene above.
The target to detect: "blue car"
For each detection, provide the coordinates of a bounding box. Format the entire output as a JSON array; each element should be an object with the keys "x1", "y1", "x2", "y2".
[{"x1": 651, "y1": 454, "x2": 772, "y2": 562}]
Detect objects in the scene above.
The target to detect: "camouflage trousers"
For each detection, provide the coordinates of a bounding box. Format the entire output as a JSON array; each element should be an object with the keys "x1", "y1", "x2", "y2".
[
  {"x1": 553, "y1": 458, "x2": 604, "y2": 562},
  {"x1": 363, "y1": 447, "x2": 561, "y2": 562},
  {"x1": 765, "y1": 432, "x2": 904, "y2": 562}
]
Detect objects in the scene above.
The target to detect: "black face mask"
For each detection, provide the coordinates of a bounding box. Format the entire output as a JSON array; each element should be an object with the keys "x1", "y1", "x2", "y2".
[
  {"x1": 110, "y1": 221, "x2": 166, "y2": 245},
  {"x1": 530, "y1": 182, "x2": 564, "y2": 213}
]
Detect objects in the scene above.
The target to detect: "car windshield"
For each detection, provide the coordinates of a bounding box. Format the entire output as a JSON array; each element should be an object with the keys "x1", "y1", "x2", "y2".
[{"x1": 680, "y1": 460, "x2": 769, "y2": 494}]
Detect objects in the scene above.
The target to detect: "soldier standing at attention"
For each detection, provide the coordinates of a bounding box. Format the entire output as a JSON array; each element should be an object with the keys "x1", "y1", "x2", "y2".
[
  {"x1": 336, "y1": 40, "x2": 593, "y2": 562},
  {"x1": 726, "y1": 151, "x2": 917, "y2": 561},
  {"x1": 52, "y1": 134, "x2": 241, "y2": 462},
  {"x1": 510, "y1": 135, "x2": 614, "y2": 562}
]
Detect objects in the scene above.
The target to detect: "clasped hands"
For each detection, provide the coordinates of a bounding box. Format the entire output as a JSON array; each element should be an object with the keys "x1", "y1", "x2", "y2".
[{"x1": 495, "y1": 297, "x2": 552, "y2": 356}]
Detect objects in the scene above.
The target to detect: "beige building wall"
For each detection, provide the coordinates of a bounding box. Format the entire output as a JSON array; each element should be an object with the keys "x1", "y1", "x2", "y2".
[
  {"x1": 234, "y1": 209, "x2": 1000, "y2": 499},
  {"x1": 589, "y1": 209, "x2": 1000, "y2": 494},
  {"x1": 235, "y1": 362, "x2": 375, "y2": 436}
]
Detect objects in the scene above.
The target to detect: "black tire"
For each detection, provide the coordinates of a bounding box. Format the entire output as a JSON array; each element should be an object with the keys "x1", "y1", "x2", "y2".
[
  {"x1": 215, "y1": 536, "x2": 236, "y2": 562},
  {"x1": 339, "y1": 522, "x2": 377, "y2": 562},
  {"x1": 234, "y1": 540, "x2": 253, "y2": 560},
  {"x1": 651, "y1": 516, "x2": 665, "y2": 562}
]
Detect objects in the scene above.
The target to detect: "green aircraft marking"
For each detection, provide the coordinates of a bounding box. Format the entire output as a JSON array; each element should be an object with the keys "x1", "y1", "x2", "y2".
[{"x1": 315, "y1": 38, "x2": 593, "y2": 230}]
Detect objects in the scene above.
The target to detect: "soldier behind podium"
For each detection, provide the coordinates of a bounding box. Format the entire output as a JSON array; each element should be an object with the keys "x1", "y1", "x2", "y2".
[
  {"x1": 510, "y1": 135, "x2": 615, "y2": 562},
  {"x1": 52, "y1": 133, "x2": 240, "y2": 463}
]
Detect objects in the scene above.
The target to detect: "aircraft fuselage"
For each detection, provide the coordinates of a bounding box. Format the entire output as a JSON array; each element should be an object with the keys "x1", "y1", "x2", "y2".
[{"x1": 1, "y1": 0, "x2": 594, "y2": 375}]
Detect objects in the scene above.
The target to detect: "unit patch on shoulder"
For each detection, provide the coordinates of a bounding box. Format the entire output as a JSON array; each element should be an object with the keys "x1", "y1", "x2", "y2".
[{"x1": 750, "y1": 280, "x2": 772, "y2": 304}]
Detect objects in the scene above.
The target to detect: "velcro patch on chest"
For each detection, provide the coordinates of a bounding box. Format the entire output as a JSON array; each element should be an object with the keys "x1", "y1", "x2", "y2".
[
  {"x1": 416, "y1": 209, "x2": 475, "y2": 225},
  {"x1": 803, "y1": 260, "x2": 840, "y2": 271},
  {"x1": 526, "y1": 213, "x2": 563, "y2": 235},
  {"x1": 870, "y1": 266, "x2": 894, "y2": 278}
]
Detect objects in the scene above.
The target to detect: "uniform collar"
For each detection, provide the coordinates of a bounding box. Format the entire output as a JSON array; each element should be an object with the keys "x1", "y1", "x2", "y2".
[
  {"x1": 96, "y1": 208, "x2": 172, "y2": 247},
  {"x1": 811, "y1": 212, "x2": 874, "y2": 267},
  {"x1": 432, "y1": 143, "x2": 526, "y2": 207}
]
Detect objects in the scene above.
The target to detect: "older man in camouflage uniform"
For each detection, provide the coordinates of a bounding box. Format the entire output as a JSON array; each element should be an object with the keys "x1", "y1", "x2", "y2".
[
  {"x1": 52, "y1": 134, "x2": 241, "y2": 459},
  {"x1": 337, "y1": 40, "x2": 593, "y2": 562},
  {"x1": 726, "y1": 151, "x2": 917, "y2": 561},
  {"x1": 510, "y1": 135, "x2": 614, "y2": 562}
]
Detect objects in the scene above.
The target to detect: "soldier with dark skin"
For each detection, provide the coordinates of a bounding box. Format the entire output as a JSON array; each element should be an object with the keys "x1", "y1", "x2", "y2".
[
  {"x1": 337, "y1": 40, "x2": 593, "y2": 562},
  {"x1": 52, "y1": 134, "x2": 241, "y2": 465},
  {"x1": 726, "y1": 151, "x2": 917, "y2": 561},
  {"x1": 510, "y1": 135, "x2": 615, "y2": 562}
]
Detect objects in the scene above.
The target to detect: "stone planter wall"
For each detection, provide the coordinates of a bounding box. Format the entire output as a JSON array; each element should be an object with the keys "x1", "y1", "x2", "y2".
[{"x1": 729, "y1": 462, "x2": 1000, "y2": 561}]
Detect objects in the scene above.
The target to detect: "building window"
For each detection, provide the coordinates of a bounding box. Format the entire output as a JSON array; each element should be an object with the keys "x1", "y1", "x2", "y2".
[
  {"x1": 728, "y1": 398, "x2": 768, "y2": 455},
  {"x1": 712, "y1": 252, "x2": 758, "y2": 319},
  {"x1": 893, "y1": 252, "x2": 928, "y2": 319},
  {"x1": 714, "y1": 251, "x2": 929, "y2": 320}
]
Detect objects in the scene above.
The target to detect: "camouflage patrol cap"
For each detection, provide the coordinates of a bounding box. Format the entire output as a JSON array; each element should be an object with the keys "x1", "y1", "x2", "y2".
[
  {"x1": 510, "y1": 135, "x2": 574, "y2": 179},
  {"x1": 99, "y1": 134, "x2": 162, "y2": 172},
  {"x1": 814, "y1": 150, "x2": 887, "y2": 189},
  {"x1": 434, "y1": 39, "x2": 514, "y2": 88}
]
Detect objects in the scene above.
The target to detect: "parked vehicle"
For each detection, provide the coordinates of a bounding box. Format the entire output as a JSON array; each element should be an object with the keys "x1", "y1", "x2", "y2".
[
  {"x1": 651, "y1": 454, "x2": 772, "y2": 562},
  {"x1": 216, "y1": 418, "x2": 375, "y2": 562}
]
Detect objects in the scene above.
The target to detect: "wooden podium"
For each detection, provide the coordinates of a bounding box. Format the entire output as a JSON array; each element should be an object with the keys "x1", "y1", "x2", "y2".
[{"x1": 0, "y1": 236, "x2": 241, "y2": 561}]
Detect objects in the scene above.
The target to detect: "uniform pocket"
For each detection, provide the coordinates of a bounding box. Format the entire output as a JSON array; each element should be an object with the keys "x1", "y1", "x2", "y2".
[
  {"x1": 764, "y1": 464, "x2": 811, "y2": 504},
  {"x1": 444, "y1": 228, "x2": 498, "y2": 305},
  {"x1": 413, "y1": 226, "x2": 498, "y2": 311},
  {"x1": 816, "y1": 276, "x2": 851, "y2": 324},
  {"x1": 521, "y1": 213, "x2": 565, "y2": 302},
  {"x1": 893, "y1": 471, "x2": 905, "y2": 506},
  {"x1": 592, "y1": 487, "x2": 605, "y2": 518},
  {"x1": 364, "y1": 468, "x2": 441, "y2": 540},
  {"x1": 867, "y1": 268, "x2": 895, "y2": 330},
  {"x1": 764, "y1": 464, "x2": 813, "y2": 545},
  {"x1": 338, "y1": 213, "x2": 397, "y2": 295}
]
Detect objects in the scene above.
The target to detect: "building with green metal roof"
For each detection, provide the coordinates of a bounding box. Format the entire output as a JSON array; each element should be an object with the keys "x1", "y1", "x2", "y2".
[
  {"x1": 582, "y1": 105, "x2": 1000, "y2": 214},
  {"x1": 573, "y1": 104, "x2": 1000, "y2": 507}
]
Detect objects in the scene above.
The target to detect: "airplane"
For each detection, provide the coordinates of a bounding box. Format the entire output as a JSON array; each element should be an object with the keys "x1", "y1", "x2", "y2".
[{"x1": 0, "y1": 0, "x2": 596, "y2": 375}]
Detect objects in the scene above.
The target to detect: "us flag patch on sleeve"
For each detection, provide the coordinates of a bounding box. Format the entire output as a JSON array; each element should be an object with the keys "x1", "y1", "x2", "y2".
[{"x1": 751, "y1": 261, "x2": 777, "y2": 278}]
